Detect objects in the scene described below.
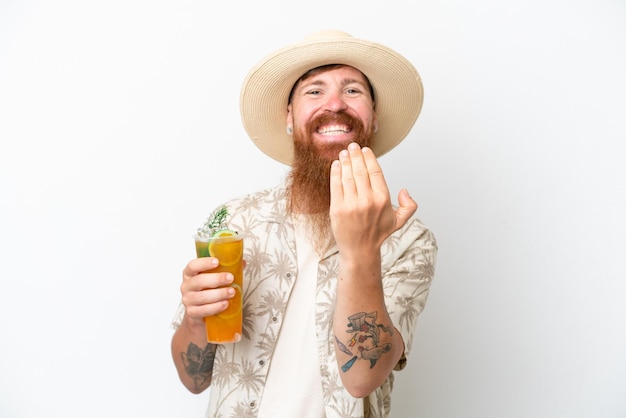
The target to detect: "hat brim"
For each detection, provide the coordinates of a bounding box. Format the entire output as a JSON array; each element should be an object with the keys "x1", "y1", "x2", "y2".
[{"x1": 240, "y1": 31, "x2": 424, "y2": 165}]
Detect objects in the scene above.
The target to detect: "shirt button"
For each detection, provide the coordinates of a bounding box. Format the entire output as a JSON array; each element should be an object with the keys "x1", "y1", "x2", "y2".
[
  {"x1": 272, "y1": 316, "x2": 278, "y2": 322},
  {"x1": 250, "y1": 401, "x2": 256, "y2": 408},
  {"x1": 259, "y1": 360, "x2": 265, "y2": 366},
  {"x1": 286, "y1": 272, "x2": 293, "y2": 279}
]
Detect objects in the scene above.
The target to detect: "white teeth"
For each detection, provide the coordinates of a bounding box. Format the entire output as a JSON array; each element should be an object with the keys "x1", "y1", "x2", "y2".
[{"x1": 318, "y1": 125, "x2": 350, "y2": 135}]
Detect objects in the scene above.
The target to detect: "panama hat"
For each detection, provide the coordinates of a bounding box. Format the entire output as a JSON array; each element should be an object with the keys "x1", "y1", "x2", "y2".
[{"x1": 239, "y1": 30, "x2": 424, "y2": 165}]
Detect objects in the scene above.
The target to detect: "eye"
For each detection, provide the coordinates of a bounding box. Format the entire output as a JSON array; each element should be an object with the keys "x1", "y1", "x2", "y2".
[
  {"x1": 345, "y1": 87, "x2": 362, "y2": 95},
  {"x1": 305, "y1": 89, "x2": 321, "y2": 96}
]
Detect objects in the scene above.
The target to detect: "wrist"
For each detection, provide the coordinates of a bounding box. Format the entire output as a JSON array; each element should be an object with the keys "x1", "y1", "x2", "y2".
[
  {"x1": 182, "y1": 312, "x2": 206, "y2": 335},
  {"x1": 338, "y1": 247, "x2": 381, "y2": 270}
]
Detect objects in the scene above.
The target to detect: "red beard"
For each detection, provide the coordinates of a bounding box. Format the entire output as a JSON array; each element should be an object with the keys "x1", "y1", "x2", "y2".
[
  {"x1": 288, "y1": 110, "x2": 373, "y2": 214},
  {"x1": 286, "y1": 110, "x2": 374, "y2": 254}
]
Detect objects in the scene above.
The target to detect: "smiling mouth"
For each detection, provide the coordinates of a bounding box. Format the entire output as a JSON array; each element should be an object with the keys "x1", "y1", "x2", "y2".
[{"x1": 317, "y1": 124, "x2": 352, "y2": 135}]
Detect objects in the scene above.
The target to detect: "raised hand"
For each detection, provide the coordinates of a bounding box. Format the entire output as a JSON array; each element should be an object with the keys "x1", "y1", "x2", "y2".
[{"x1": 329, "y1": 142, "x2": 418, "y2": 258}]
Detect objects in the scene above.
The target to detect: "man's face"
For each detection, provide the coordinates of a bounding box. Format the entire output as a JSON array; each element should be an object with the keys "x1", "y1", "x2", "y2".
[
  {"x1": 286, "y1": 65, "x2": 377, "y2": 223},
  {"x1": 287, "y1": 65, "x2": 377, "y2": 161}
]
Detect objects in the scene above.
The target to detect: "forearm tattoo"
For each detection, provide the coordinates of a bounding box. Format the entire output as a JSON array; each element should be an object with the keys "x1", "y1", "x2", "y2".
[
  {"x1": 336, "y1": 311, "x2": 394, "y2": 372},
  {"x1": 180, "y1": 342, "x2": 216, "y2": 390}
]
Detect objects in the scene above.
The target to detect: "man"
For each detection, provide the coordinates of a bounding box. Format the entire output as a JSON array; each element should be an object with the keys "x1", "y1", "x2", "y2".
[{"x1": 171, "y1": 30, "x2": 437, "y2": 418}]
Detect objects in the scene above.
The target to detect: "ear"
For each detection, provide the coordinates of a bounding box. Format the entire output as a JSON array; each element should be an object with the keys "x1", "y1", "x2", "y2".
[
  {"x1": 286, "y1": 104, "x2": 294, "y2": 133},
  {"x1": 286, "y1": 103, "x2": 293, "y2": 126}
]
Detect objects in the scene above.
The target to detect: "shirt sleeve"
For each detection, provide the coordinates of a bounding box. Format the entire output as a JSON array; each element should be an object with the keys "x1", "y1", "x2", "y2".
[
  {"x1": 380, "y1": 216, "x2": 437, "y2": 369},
  {"x1": 170, "y1": 301, "x2": 185, "y2": 330}
]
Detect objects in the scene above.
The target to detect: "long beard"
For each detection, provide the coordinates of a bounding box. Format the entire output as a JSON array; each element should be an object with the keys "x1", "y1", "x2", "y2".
[{"x1": 286, "y1": 111, "x2": 374, "y2": 255}]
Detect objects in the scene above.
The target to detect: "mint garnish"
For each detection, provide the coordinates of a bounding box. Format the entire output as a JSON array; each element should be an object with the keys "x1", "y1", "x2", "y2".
[{"x1": 198, "y1": 205, "x2": 230, "y2": 238}]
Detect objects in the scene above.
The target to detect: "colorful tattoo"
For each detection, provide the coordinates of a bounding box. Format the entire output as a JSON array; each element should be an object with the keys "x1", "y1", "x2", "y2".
[
  {"x1": 181, "y1": 342, "x2": 216, "y2": 390},
  {"x1": 337, "y1": 311, "x2": 394, "y2": 372}
]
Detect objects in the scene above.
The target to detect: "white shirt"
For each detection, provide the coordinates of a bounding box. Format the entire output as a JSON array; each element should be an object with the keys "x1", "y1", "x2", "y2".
[{"x1": 257, "y1": 216, "x2": 325, "y2": 417}]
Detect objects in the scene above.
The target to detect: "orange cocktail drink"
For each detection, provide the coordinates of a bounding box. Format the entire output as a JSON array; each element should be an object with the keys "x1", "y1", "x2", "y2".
[{"x1": 194, "y1": 232, "x2": 244, "y2": 344}]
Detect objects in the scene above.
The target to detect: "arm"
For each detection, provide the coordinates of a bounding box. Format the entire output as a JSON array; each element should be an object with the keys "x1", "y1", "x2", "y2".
[
  {"x1": 171, "y1": 257, "x2": 236, "y2": 393},
  {"x1": 329, "y1": 143, "x2": 418, "y2": 398}
]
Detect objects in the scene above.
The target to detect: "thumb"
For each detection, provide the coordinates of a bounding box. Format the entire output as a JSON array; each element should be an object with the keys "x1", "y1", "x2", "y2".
[{"x1": 395, "y1": 189, "x2": 418, "y2": 230}]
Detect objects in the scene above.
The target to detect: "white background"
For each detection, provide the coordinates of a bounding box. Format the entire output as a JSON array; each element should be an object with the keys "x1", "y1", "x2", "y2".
[{"x1": 1, "y1": 0, "x2": 625, "y2": 417}]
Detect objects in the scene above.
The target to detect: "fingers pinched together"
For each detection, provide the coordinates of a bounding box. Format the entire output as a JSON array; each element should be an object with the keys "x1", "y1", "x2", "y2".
[{"x1": 329, "y1": 142, "x2": 417, "y2": 256}]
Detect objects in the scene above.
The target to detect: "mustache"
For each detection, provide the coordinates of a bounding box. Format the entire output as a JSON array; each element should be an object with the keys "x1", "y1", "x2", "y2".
[{"x1": 307, "y1": 111, "x2": 365, "y2": 135}]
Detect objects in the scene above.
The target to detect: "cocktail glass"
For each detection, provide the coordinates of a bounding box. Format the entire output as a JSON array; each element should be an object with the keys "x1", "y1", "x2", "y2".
[{"x1": 194, "y1": 233, "x2": 243, "y2": 343}]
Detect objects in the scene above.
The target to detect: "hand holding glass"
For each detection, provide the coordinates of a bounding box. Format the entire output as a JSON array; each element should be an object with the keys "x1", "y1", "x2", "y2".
[{"x1": 194, "y1": 233, "x2": 244, "y2": 344}]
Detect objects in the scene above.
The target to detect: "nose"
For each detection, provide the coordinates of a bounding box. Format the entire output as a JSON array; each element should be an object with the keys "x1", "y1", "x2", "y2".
[{"x1": 324, "y1": 91, "x2": 347, "y2": 112}]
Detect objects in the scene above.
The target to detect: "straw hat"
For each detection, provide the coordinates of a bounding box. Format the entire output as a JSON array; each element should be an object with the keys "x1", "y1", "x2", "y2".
[{"x1": 239, "y1": 30, "x2": 424, "y2": 165}]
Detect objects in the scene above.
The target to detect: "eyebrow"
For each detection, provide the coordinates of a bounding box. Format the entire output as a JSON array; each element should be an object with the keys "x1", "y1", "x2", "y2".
[{"x1": 299, "y1": 77, "x2": 369, "y2": 90}]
